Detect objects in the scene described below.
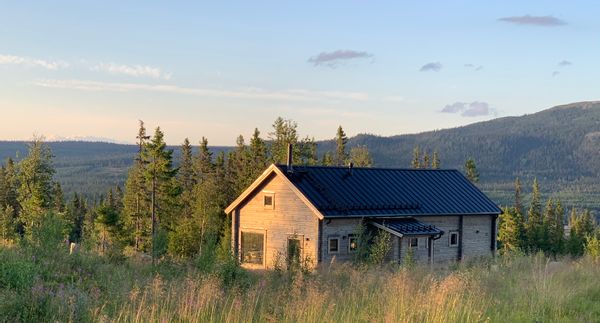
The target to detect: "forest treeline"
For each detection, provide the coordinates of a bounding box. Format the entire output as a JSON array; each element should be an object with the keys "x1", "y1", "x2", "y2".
[
  {"x1": 1, "y1": 115, "x2": 599, "y2": 263},
  {"x1": 0, "y1": 117, "x2": 372, "y2": 261}
]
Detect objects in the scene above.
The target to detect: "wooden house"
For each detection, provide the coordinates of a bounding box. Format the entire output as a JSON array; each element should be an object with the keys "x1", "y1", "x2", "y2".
[{"x1": 224, "y1": 154, "x2": 502, "y2": 269}]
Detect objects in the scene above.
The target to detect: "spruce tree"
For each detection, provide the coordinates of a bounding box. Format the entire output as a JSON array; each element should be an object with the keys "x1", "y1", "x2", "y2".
[
  {"x1": 52, "y1": 182, "x2": 65, "y2": 213},
  {"x1": 514, "y1": 177, "x2": 523, "y2": 216},
  {"x1": 551, "y1": 200, "x2": 565, "y2": 255},
  {"x1": 498, "y1": 207, "x2": 525, "y2": 253},
  {"x1": 17, "y1": 137, "x2": 56, "y2": 235},
  {"x1": 526, "y1": 178, "x2": 542, "y2": 251},
  {"x1": 123, "y1": 121, "x2": 151, "y2": 251},
  {"x1": 431, "y1": 151, "x2": 440, "y2": 169},
  {"x1": 0, "y1": 206, "x2": 15, "y2": 240},
  {"x1": 269, "y1": 117, "x2": 299, "y2": 164},
  {"x1": 143, "y1": 127, "x2": 180, "y2": 263},
  {"x1": 334, "y1": 126, "x2": 348, "y2": 166},
  {"x1": 194, "y1": 137, "x2": 214, "y2": 183},
  {"x1": 411, "y1": 147, "x2": 421, "y2": 169},
  {"x1": 422, "y1": 151, "x2": 430, "y2": 169},
  {"x1": 541, "y1": 199, "x2": 555, "y2": 252},
  {"x1": 178, "y1": 138, "x2": 195, "y2": 219},
  {"x1": 248, "y1": 128, "x2": 268, "y2": 177}
]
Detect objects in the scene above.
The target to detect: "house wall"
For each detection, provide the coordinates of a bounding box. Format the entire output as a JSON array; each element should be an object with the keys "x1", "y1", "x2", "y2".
[
  {"x1": 321, "y1": 218, "x2": 363, "y2": 264},
  {"x1": 236, "y1": 173, "x2": 319, "y2": 269},
  {"x1": 462, "y1": 215, "x2": 495, "y2": 260},
  {"x1": 398, "y1": 236, "x2": 431, "y2": 264}
]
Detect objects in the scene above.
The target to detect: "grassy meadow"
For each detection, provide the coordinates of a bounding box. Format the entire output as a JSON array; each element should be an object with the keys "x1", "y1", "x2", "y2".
[{"x1": 1, "y1": 239, "x2": 599, "y2": 323}]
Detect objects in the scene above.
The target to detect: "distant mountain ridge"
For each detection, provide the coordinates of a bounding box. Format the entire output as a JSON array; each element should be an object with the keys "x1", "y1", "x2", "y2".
[{"x1": 1, "y1": 101, "x2": 600, "y2": 211}]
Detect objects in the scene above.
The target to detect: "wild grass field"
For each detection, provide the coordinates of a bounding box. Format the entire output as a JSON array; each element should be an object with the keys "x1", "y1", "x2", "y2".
[{"x1": 1, "y1": 235, "x2": 599, "y2": 323}]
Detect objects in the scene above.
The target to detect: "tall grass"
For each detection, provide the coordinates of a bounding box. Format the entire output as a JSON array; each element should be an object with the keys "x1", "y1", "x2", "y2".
[{"x1": 1, "y1": 241, "x2": 599, "y2": 322}]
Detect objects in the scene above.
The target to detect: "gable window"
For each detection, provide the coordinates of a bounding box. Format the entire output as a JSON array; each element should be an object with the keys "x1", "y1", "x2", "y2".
[
  {"x1": 449, "y1": 231, "x2": 459, "y2": 247},
  {"x1": 263, "y1": 192, "x2": 274, "y2": 209},
  {"x1": 348, "y1": 234, "x2": 358, "y2": 252},
  {"x1": 409, "y1": 237, "x2": 419, "y2": 248},
  {"x1": 241, "y1": 231, "x2": 264, "y2": 265},
  {"x1": 328, "y1": 237, "x2": 339, "y2": 254}
]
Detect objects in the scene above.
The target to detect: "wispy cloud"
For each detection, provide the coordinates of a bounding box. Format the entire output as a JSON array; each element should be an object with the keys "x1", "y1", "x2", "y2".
[
  {"x1": 308, "y1": 50, "x2": 373, "y2": 68},
  {"x1": 441, "y1": 101, "x2": 496, "y2": 117},
  {"x1": 32, "y1": 79, "x2": 369, "y2": 102},
  {"x1": 420, "y1": 62, "x2": 442, "y2": 72},
  {"x1": 92, "y1": 62, "x2": 171, "y2": 80},
  {"x1": 0, "y1": 54, "x2": 68, "y2": 70},
  {"x1": 464, "y1": 63, "x2": 483, "y2": 71},
  {"x1": 558, "y1": 60, "x2": 572, "y2": 67},
  {"x1": 498, "y1": 15, "x2": 567, "y2": 27},
  {"x1": 552, "y1": 71, "x2": 560, "y2": 77}
]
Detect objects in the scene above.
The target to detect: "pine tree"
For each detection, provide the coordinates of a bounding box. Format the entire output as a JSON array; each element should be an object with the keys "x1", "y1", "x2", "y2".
[
  {"x1": 349, "y1": 145, "x2": 373, "y2": 167},
  {"x1": 17, "y1": 137, "x2": 56, "y2": 235},
  {"x1": 334, "y1": 126, "x2": 348, "y2": 166},
  {"x1": 525, "y1": 178, "x2": 542, "y2": 251},
  {"x1": 431, "y1": 151, "x2": 440, "y2": 169},
  {"x1": 464, "y1": 158, "x2": 479, "y2": 183},
  {"x1": 228, "y1": 135, "x2": 249, "y2": 195},
  {"x1": 411, "y1": 147, "x2": 421, "y2": 169}
]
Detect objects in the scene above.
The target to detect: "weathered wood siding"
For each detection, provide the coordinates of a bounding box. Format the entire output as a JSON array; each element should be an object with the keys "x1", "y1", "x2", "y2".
[
  {"x1": 321, "y1": 218, "x2": 362, "y2": 264},
  {"x1": 462, "y1": 215, "x2": 494, "y2": 260},
  {"x1": 236, "y1": 173, "x2": 319, "y2": 269}
]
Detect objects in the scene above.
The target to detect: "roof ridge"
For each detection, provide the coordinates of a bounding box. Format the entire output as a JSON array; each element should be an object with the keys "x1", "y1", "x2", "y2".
[{"x1": 276, "y1": 164, "x2": 459, "y2": 172}]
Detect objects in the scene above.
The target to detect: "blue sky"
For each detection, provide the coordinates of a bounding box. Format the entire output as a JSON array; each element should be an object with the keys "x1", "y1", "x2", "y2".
[{"x1": 1, "y1": 1, "x2": 599, "y2": 145}]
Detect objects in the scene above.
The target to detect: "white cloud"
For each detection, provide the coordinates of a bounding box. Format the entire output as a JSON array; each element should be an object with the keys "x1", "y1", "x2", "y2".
[
  {"x1": 0, "y1": 54, "x2": 68, "y2": 70},
  {"x1": 32, "y1": 79, "x2": 369, "y2": 102},
  {"x1": 92, "y1": 62, "x2": 170, "y2": 79}
]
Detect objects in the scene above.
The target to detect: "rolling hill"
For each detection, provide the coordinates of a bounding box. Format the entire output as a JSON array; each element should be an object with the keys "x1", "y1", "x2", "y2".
[{"x1": 1, "y1": 101, "x2": 600, "y2": 211}]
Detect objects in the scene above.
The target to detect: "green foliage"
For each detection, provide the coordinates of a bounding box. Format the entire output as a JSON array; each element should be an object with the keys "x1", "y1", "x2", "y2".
[
  {"x1": 369, "y1": 230, "x2": 392, "y2": 266},
  {"x1": 403, "y1": 245, "x2": 415, "y2": 269},
  {"x1": 464, "y1": 158, "x2": 479, "y2": 183},
  {"x1": 17, "y1": 138, "x2": 56, "y2": 235},
  {"x1": 585, "y1": 233, "x2": 600, "y2": 260},
  {"x1": 334, "y1": 125, "x2": 348, "y2": 166},
  {"x1": 0, "y1": 205, "x2": 15, "y2": 240},
  {"x1": 351, "y1": 220, "x2": 371, "y2": 264},
  {"x1": 498, "y1": 206, "x2": 526, "y2": 253},
  {"x1": 349, "y1": 145, "x2": 373, "y2": 167}
]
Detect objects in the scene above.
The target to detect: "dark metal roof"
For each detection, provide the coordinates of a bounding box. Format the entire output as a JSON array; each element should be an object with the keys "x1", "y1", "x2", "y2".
[
  {"x1": 370, "y1": 218, "x2": 443, "y2": 236},
  {"x1": 277, "y1": 165, "x2": 501, "y2": 217}
]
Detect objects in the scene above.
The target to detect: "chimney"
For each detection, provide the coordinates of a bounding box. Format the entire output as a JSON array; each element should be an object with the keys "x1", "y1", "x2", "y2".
[
  {"x1": 348, "y1": 162, "x2": 354, "y2": 176},
  {"x1": 287, "y1": 143, "x2": 294, "y2": 173}
]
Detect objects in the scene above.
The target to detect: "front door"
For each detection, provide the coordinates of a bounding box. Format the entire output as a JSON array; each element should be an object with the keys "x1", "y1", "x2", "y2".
[{"x1": 287, "y1": 235, "x2": 303, "y2": 269}]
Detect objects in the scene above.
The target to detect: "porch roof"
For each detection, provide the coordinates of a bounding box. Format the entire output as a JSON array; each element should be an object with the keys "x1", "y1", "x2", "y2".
[{"x1": 369, "y1": 218, "x2": 444, "y2": 237}]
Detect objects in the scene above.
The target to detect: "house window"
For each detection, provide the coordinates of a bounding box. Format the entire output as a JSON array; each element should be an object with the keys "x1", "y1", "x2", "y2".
[
  {"x1": 241, "y1": 231, "x2": 264, "y2": 265},
  {"x1": 263, "y1": 193, "x2": 274, "y2": 209},
  {"x1": 348, "y1": 234, "x2": 358, "y2": 252},
  {"x1": 409, "y1": 237, "x2": 419, "y2": 248},
  {"x1": 328, "y1": 237, "x2": 339, "y2": 254},
  {"x1": 449, "y1": 231, "x2": 459, "y2": 247}
]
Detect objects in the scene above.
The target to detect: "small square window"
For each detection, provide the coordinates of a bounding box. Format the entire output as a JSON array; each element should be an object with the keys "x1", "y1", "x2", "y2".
[
  {"x1": 449, "y1": 231, "x2": 459, "y2": 247},
  {"x1": 263, "y1": 193, "x2": 274, "y2": 209},
  {"x1": 328, "y1": 237, "x2": 339, "y2": 254},
  {"x1": 409, "y1": 237, "x2": 419, "y2": 248},
  {"x1": 348, "y1": 234, "x2": 358, "y2": 252}
]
